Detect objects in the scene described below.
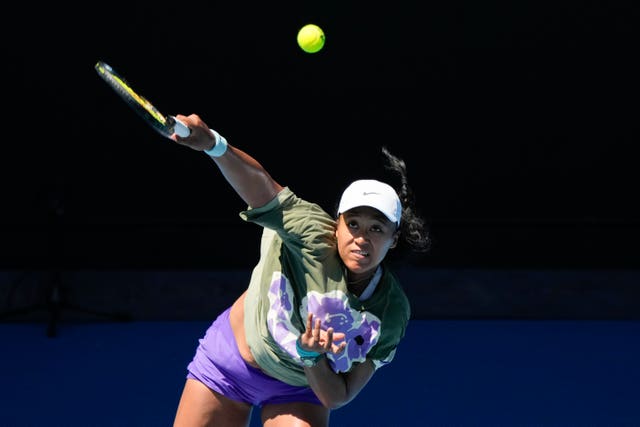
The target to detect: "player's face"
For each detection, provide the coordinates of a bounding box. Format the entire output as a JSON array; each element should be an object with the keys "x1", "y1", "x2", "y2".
[{"x1": 335, "y1": 207, "x2": 399, "y2": 281}]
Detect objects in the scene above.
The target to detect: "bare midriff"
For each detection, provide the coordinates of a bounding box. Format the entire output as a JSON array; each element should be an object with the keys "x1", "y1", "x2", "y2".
[{"x1": 229, "y1": 291, "x2": 261, "y2": 370}]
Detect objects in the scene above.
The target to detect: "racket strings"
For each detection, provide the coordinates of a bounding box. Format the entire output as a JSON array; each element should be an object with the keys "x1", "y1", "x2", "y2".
[{"x1": 95, "y1": 61, "x2": 175, "y2": 137}]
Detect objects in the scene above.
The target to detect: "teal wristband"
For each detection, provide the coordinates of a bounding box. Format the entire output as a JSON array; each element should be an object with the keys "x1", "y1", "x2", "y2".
[
  {"x1": 296, "y1": 338, "x2": 321, "y2": 358},
  {"x1": 204, "y1": 129, "x2": 228, "y2": 158}
]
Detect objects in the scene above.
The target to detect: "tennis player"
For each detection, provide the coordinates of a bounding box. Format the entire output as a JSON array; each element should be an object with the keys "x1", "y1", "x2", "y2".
[{"x1": 170, "y1": 113, "x2": 430, "y2": 427}]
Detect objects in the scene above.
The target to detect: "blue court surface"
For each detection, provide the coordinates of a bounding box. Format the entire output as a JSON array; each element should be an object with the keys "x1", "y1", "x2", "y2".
[{"x1": 2, "y1": 318, "x2": 639, "y2": 426}]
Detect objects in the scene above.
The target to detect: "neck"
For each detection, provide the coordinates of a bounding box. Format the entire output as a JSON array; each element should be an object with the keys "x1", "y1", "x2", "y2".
[
  {"x1": 346, "y1": 267, "x2": 379, "y2": 294},
  {"x1": 348, "y1": 274, "x2": 374, "y2": 285}
]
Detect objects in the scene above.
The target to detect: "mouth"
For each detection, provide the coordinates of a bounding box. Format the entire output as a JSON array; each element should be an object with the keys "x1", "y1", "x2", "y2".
[{"x1": 353, "y1": 249, "x2": 369, "y2": 257}]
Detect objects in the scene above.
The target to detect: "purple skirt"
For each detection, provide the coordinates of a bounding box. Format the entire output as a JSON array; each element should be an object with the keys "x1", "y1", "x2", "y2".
[{"x1": 186, "y1": 307, "x2": 322, "y2": 406}]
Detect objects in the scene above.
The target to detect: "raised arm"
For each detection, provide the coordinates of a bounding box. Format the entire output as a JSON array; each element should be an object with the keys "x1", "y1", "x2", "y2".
[{"x1": 170, "y1": 114, "x2": 283, "y2": 208}]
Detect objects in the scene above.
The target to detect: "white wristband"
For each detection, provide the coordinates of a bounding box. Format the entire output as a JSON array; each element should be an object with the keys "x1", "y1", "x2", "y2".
[{"x1": 204, "y1": 129, "x2": 228, "y2": 158}]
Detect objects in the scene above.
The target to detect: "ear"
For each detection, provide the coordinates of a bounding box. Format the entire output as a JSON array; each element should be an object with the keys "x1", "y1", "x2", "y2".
[{"x1": 389, "y1": 231, "x2": 400, "y2": 249}]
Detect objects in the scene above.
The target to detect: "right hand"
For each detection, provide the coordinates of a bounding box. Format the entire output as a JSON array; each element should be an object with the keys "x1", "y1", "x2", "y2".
[{"x1": 170, "y1": 114, "x2": 217, "y2": 152}]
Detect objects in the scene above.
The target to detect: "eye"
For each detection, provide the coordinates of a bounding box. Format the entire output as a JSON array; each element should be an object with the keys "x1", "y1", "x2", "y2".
[
  {"x1": 370, "y1": 224, "x2": 383, "y2": 233},
  {"x1": 347, "y1": 220, "x2": 359, "y2": 229}
]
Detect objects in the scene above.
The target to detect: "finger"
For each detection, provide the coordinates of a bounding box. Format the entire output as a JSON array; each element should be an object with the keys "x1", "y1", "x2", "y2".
[
  {"x1": 330, "y1": 332, "x2": 346, "y2": 341},
  {"x1": 333, "y1": 341, "x2": 347, "y2": 353},
  {"x1": 305, "y1": 312, "x2": 314, "y2": 336},
  {"x1": 326, "y1": 328, "x2": 346, "y2": 353},
  {"x1": 313, "y1": 319, "x2": 321, "y2": 342},
  {"x1": 326, "y1": 329, "x2": 346, "y2": 354},
  {"x1": 325, "y1": 328, "x2": 336, "y2": 350}
]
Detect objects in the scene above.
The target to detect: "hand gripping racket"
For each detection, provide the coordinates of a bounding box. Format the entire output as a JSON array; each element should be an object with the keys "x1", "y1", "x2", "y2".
[{"x1": 94, "y1": 61, "x2": 190, "y2": 138}]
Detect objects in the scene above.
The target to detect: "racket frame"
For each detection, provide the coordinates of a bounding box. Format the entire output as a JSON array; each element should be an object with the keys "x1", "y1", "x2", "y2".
[{"x1": 95, "y1": 61, "x2": 189, "y2": 138}]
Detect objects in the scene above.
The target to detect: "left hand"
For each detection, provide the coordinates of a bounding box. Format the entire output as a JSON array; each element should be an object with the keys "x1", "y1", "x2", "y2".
[{"x1": 299, "y1": 312, "x2": 347, "y2": 355}]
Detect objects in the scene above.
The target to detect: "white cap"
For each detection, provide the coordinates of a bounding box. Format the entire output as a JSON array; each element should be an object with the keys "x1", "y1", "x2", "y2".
[{"x1": 337, "y1": 179, "x2": 402, "y2": 226}]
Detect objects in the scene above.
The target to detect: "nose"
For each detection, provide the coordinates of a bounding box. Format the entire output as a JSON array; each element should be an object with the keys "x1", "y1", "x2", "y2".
[{"x1": 353, "y1": 231, "x2": 369, "y2": 244}]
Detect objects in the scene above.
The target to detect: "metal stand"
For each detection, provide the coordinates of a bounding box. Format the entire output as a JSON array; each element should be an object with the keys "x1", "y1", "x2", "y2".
[
  {"x1": 1, "y1": 270, "x2": 131, "y2": 337},
  {"x1": 0, "y1": 189, "x2": 130, "y2": 337}
]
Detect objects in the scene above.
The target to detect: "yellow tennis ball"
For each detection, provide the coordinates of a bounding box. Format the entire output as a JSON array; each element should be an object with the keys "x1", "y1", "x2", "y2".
[{"x1": 297, "y1": 24, "x2": 325, "y2": 53}]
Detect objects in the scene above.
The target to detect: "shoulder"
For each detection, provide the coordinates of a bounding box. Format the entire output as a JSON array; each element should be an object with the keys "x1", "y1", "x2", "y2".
[
  {"x1": 380, "y1": 268, "x2": 411, "y2": 324},
  {"x1": 241, "y1": 187, "x2": 331, "y2": 219}
]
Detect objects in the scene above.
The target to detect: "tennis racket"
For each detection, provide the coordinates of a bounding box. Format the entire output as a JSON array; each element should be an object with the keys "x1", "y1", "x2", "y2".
[{"x1": 94, "y1": 61, "x2": 190, "y2": 138}]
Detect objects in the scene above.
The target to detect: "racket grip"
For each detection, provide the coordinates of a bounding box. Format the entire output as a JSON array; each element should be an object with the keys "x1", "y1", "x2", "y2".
[{"x1": 171, "y1": 117, "x2": 191, "y2": 137}]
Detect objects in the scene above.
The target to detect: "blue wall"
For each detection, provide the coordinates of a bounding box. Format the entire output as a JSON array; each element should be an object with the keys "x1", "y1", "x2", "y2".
[{"x1": 2, "y1": 319, "x2": 638, "y2": 426}]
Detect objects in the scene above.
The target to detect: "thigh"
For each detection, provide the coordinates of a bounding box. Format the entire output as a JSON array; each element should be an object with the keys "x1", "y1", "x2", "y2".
[
  {"x1": 173, "y1": 378, "x2": 252, "y2": 427},
  {"x1": 261, "y1": 402, "x2": 330, "y2": 427}
]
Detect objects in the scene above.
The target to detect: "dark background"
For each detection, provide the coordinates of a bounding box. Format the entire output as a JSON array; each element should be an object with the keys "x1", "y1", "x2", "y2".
[
  {"x1": 3, "y1": 2, "x2": 639, "y2": 272},
  {"x1": 2, "y1": 7, "x2": 639, "y2": 426}
]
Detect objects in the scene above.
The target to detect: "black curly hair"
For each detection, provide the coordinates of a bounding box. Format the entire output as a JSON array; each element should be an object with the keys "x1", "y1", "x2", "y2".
[{"x1": 380, "y1": 146, "x2": 431, "y2": 254}]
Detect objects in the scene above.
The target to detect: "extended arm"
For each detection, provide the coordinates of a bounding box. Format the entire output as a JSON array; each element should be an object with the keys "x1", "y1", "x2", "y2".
[
  {"x1": 171, "y1": 114, "x2": 283, "y2": 208},
  {"x1": 299, "y1": 312, "x2": 376, "y2": 409}
]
